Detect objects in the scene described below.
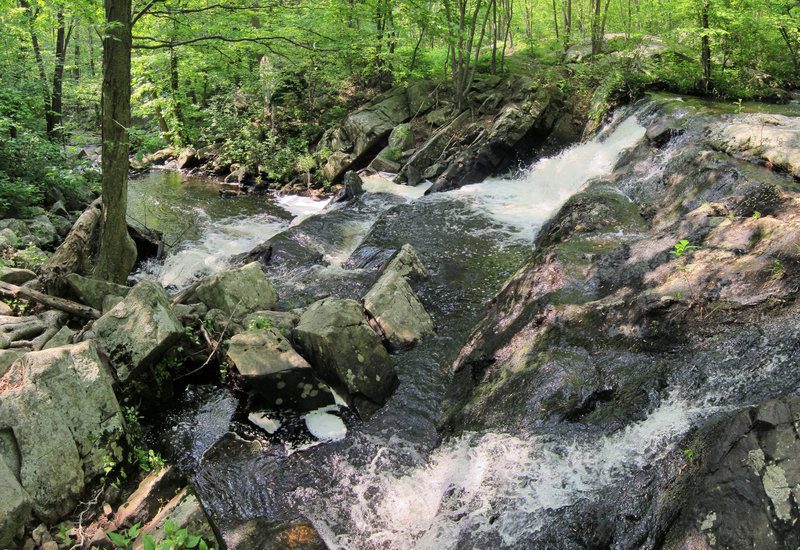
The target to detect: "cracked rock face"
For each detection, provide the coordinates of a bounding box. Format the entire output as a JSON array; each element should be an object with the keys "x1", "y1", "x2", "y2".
[
  {"x1": 293, "y1": 297, "x2": 397, "y2": 416},
  {"x1": 664, "y1": 397, "x2": 800, "y2": 549},
  {"x1": 0, "y1": 342, "x2": 124, "y2": 530}
]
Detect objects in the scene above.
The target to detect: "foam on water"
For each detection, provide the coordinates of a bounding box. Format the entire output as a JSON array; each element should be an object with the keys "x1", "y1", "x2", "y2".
[
  {"x1": 362, "y1": 176, "x2": 432, "y2": 199},
  {"x1": 277, "y1": 194, "x2": 331, "y2": 223},
  {"x1": 156, "y1": 213, "x2": 288, "y2": 288},
  {"x1": 449, "y1": 115, "x2": 646, "y2": 240},
  {"x1": 304, "y1": 395, "x2": 710, "y2": 549}
]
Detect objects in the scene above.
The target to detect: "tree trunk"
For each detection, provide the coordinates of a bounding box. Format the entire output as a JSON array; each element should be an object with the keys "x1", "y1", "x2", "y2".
[
  {"x1": 40, "y1": 198, "x2": 102, "y2": 295},
  {"x1": 700, "y1": 0, "x2": 711, "y2": 94},
  {"x1": 94, "y1": 0, "x2": 137, "y2": 284},
  {"x1": 51, "y1": 8, "x2": 71, "y2": 141}
]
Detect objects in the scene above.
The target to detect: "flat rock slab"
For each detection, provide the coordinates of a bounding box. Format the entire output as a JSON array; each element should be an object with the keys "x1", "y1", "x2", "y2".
[
  {"x1": 363, "y1": 271, "x2": 434, "y2": 351},
  {"x1": 228, "y1": 329, "x2": 334, "y2": 411},
  {"x1": 93, "y1": 279, "x2": 183, "y2": 382},
  {"x1": 66, "y1": 273, "x2": 130, "y2": 310},
  {"x1": 294, "y1": 298, "x2": 397, "y2": 409},
  {"x1": 196, "y1": 262, "x2": 278, "y2": 317},
  {"x1": 0, "y1": 341, "x2": 124, "y2": 523},
  {"x1": 708, "y1": 114, "x2": 800, "y2": 178},
  {"x1": 382, "y1": 243, "x2": 429, "y2": 282}
]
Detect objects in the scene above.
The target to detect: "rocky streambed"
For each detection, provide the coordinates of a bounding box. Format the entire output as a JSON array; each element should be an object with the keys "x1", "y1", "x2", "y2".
[{"x1": 2, "y1": 93, "x2": 800, "y2": 549}]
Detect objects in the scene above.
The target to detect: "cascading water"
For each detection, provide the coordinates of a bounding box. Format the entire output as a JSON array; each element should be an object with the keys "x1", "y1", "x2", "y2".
[{"x1": 131, "y1": 106, "x2": 771, "y2": 548}]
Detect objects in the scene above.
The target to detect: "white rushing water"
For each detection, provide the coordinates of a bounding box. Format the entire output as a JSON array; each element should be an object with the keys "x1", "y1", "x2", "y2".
[
  {"x1": 303, "y1": 395, "x2": 711, "y2": 550},
  {"x1": 446, "y1": 114, "x2": 646, "y2": 240}
]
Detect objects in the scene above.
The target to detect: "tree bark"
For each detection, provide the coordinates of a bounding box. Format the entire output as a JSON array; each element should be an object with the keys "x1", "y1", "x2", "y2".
[
  {"x1": 0, "y1": 282, "x2": 101, "y2": 320},
  {"x1": 40, "y1": 198, "x2": 103, "y2": 295},
  {"x1": 94, "y1": 0, "x2": 137, "y2": 284},
  {"x1": 700, "y1": 0, "x2": 711, "y2": 94}
]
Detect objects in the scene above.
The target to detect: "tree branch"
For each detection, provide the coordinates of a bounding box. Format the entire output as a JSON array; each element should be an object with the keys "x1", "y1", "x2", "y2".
[{"x1": 132, "y1": 34, "x2": 330, "y2": 51}]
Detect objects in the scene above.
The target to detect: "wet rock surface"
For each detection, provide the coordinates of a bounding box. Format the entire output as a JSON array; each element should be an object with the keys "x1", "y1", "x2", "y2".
[
  {"x1": 443, "y1": 95, "x2": 800, "y2": 547},
  {"x1": 293, "y1": 297, "x2": 397, "y2": 416},
  {"x1": 195, "y1": 261, "x2": 278, "y2": 316}
]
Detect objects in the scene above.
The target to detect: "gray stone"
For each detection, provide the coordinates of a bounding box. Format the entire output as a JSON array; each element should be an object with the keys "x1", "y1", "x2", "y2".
[
  {"x1": 49, "y1": 200, "x2": 69, "y2": 218},
  {"x1": 0, "y1": 342, "x2": 125, "y2": 522},
  {"x1": 0, "y1": 350, "x2": 24, "y2": 377},
  {"x1": 50, "y1": 216, "x2": 73, "y2": 239},
  {"x1": 26, "y1": 215, "x2": 57, "y2": 248},
  {"x1": 93, "y1": 279, "x2": 184, "y2": 382},
  {"x1": 0, "y1": 301, "x2": 12, "y2": 316},
  {"x1": 321, "y1": 151, "x2": 355, "y2": 182},
  {"x1": 383, "y1": 244, "x2": 429, "y2": 283},
  {"x1": 369, "y1": 155, "x2": 402, "y2": 174},
  {"x1": 145, "y1": 148, "x2": 174, "y2": 166},
  {"x1": 241, "y1": 310, "x2": 299, "y2": 333},
  {"x1": 42, "y1": 326, "x2": 74, "y2": 350},
  {"x1": 177, "y1": 147, "x2": 203, "y2": 170},
  {"x1": 0, "y1": 267, "x2": 37, "y2": 285},
  {"x1": 363, "y1": 270, "x2": 435, "y2": 351},
  {"x1": 0, "y1": 220, "x2": 29, "y2": 240},
  {"x1": 406, "y1": 80, "x2": 435, "y2": 115},
  {"x1": 343, "y1": 88, "x2": 411, "y2": 158},
  {"x1": 0, "y1": 456, "x2": 32, "y2": 549},
  {"x1": 294, "y1": 298, "x2": 397, "y2": 409},
  {"x1": 196, "y1": 262, "x2": 278, "y2": 317},
  {"x1": 0, "y1": 228, "x2": 17, "y2": 249},
  {"x1": 102, "y1": 294, "x2": 125, "y2": 314},
  {"x1": 398, "y1": 111, "x2": 471, "y2": 186},
  {"x1": 388, "y1": 123, "x2": 415, "y2": 151},
  {"x1": 228, "y1": 329, "x2": 334, "y2": 411},
  {"x1": 66, "y1": 273, "x2": 130, "y2": 310},
  {"x1": 228, "y1": 329, "x2": 311, "y2": 378}
]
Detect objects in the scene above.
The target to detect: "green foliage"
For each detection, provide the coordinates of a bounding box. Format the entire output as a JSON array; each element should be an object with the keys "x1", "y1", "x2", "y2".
[
  {"x1": 107, "y1": 519, "x2": 215, "y2": 550},
  {"x1": 670, "y1": 240, "x2": 699, "y2": 257},
  {"x1": 248, "y1": 316, "x2": 273, "y2": 330},
  {"x1": 13, "y1": 243, "x2": 47, "y2": 271},
  {"x1": 683, "y1": 448, "x2": 695, "y2": 463}
]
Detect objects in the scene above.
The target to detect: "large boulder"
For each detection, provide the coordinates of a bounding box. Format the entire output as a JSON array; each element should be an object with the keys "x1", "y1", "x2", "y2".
[
  {"x1": 26, "y1": 215, "x2": 57, "y2": 249},
  {"x1": 0, "y1": 342, "x2": 125, "y2": 524},
  {"x1": 429, "y1": 94, "x2": 561, "y2": 192},
  {"x1": 177, "y1": 147, "x2": 204, "y2": 170},
  {"x1": 383, "y1": 244, "x2": 429, "y2": 283},
  {"x1": 293, "y1": 298, "x2": 397, "y2": 412},
  {"x1": 395, "y1": 111, "x2": 471, "y2": 186},
  {"x1": 195, "y1": 262, "x2": 278, "y2": 317},
  {"x1": 0, "y1": 266, "x2": 37, "y2": 285},
  {"x1": 93, "y1": 279, "x2": 184, "y2": 382},
  {"x1": 66, "y1": 273, "x2": 130, "y2": 310},
  {"x1": 0, "y1": 456, "x2": 32, "y2": 548},
  {"x1": 227, "y1": 328, "x2": 334, "y2": 411},
  {"x1": 707, "y1": 114, "x2": 800, "y2": 178},
  {"x1": 363, "y1": 270, "x2": 435, "y2": 351},
  {"x1": 318, "y1": 87, "x2": 412, "y2": 182}
]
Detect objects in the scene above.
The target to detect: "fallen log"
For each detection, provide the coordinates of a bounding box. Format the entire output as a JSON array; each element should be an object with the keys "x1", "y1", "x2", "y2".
[
  {"x1": 40, "y1": 197, "x2": 103, "y2": 295},
  {"x1": 0, "y1": 281, "x2": 101, "y2": 320}
]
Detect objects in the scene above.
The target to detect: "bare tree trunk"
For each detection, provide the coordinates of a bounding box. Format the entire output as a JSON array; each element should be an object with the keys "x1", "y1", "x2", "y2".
[
  {"x1": 94, "y1": 0, "x2": 137, "y2": 284},
  {"x1": 700, "y1": 0, "x2": 711, "y2": 94},
  {"x1": 40, "y1": 198, "x2": 102, "y2": 295}
]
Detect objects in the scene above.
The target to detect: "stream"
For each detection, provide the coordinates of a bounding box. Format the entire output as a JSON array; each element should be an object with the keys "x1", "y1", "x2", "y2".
[{"x1": 125, "y1": 106, "x2": 728, "y2": 548}]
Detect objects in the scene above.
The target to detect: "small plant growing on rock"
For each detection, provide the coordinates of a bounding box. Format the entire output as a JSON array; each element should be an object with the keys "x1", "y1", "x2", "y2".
[
  {"x1": 768, "y1": 258, "x2": 785, "y2": 281},
  {"x1": 248, "y1": 316, "x2": 273, "y2": 330},
  {"x1": 670, "y1": 239, "x2": 698, "y2": 257},
  {"x1": 752, "y1": 211, "x2": 761, "y2": 219},
  {"x1": 683, "y1": 449, "x2": 695, "y2": 463}
]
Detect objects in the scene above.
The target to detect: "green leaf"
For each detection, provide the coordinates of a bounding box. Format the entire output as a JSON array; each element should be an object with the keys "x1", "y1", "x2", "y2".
[
  {"x1": 199, "y1": 540, "x2": 209, "y2": 550},
  {"x1": 143, "y1": 534, "x2": 156, "y2": 550},
  {"x1": 108, "y1": 531, "x2": 130, "y2": 548},
  {"x1": 185, "y1": 535, "x2": 201, "y2": 548},
  {"x1": 128, "y1": 523, "x2": 141, "y2": 538},
  {"x1": 164, "y1": 520, "x2": 177, "y2": 536}
]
